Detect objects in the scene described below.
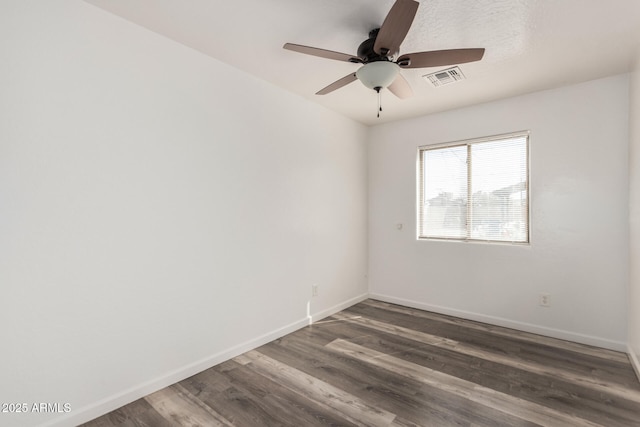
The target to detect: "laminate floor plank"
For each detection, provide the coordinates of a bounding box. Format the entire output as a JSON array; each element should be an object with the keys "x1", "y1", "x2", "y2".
[
  {"x1": 144, "y1": 385, "x2": 233, "y2": 427},
  {"x1": 345, "y1": 304, "x2": 639, "y2": 390},
  {"x1": 327, "y1": 339, "x2": 606, "y2": 427},
  {"x1": 333, "y1": 311, "x2": 640, "y2": 405},
  {"x1": 222, "y1": 356, "x2": 361, "y2": 427},
  {"x1": 256, "y1": 342, "x2": 444, "y2": 425},
  {"x1": 242, "y1": 350, "x2": 397, "y2": 426},
  {"x1": 346, "y1": 332, "x2": 640, "y2": 427},
  {"x1": 258, "y1": 328, "x2": 539, "y2": 427},
  {"x1": 353, "y1": 304, "x2": 640, "y2": 396},
  {"x1": 82, "y1": 300, "x2": 640, "y2": 426},
  {"x1": 179, "y1": 361, "x2": 299, "y2": 427},
  {"x1": 361, "y1": 299, "x2": 630, "y2": 364},
  {"x1": 284, "y1": 317, "x2": 377, "y2": 346},
  {"x1": 80, "y1": 397, "x2": 174, "y2": 427}
]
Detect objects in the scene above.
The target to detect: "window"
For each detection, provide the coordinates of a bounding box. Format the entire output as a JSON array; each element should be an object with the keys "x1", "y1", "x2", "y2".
[{"x1": 418, "y1": 132, "x2": 529, "y2": 243}]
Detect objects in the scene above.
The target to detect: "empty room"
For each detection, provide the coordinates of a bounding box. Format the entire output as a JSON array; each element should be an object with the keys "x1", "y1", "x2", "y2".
[{"x1": 2, "y1": 0, "x2": 640, "y2": 426}]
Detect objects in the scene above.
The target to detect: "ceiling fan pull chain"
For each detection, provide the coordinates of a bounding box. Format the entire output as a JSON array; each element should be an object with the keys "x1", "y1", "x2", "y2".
[{"x1": 376, "y1": 87, "x2": 382, "y2": 118}]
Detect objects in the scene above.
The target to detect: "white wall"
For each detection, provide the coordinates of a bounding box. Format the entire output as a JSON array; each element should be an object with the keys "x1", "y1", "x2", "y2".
[
  {"x1": 368, "y1": 75, "x2": 630, "y2": 350},
  {"x1": 0, "y1": 2, "x2": 368, "y2": 426},
  {"x1": 630, "y1": 51, "x2": 640, "y2": 376}
]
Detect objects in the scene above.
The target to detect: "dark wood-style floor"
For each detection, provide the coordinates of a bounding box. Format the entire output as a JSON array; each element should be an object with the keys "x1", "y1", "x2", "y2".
[{"x1": 82, "y1": 299, "x2": 640, "y2": 426}]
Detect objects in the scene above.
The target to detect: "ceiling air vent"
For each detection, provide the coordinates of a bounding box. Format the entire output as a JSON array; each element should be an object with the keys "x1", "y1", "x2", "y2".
[{"x1": 423, "y1": 66, "x2": 466, "y2": 87}]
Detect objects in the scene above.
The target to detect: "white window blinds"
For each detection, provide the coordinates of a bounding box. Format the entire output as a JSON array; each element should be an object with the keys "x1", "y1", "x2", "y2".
[{"x1": 418, "y1": 132, "x2": 529, "y2": 243}]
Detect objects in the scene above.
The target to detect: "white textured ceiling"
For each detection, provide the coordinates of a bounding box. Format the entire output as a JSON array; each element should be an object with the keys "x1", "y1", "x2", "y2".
[{"x1": 85, "y1": 0, "x2": 640, "y2": 126}]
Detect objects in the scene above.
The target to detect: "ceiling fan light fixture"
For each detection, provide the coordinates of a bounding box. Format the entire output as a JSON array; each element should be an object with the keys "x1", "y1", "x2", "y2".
[
  {"x1": 283, "y1": 0, "x2": 485, "y2": 104},
  {"x1": 356, "y1": 61, "x2": 400, "y2": 91}
]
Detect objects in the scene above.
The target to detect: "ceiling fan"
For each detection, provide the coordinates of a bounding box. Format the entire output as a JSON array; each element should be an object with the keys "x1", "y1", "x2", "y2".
[{"x1": 283, "y1": 0, "x2": 485, "y2": 113}]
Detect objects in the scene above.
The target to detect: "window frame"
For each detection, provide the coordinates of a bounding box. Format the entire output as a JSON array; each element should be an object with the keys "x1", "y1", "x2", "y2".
[{"x1": 416, "y1": 131, "x2": 530, "y2": 244}]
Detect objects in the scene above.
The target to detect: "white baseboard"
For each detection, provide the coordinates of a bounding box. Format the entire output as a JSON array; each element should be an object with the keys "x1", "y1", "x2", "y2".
[
  {"x1": 629, "y1": 345, "x2": 640, "y2": 383},
  {"x1": 41, "y1": 316, "x2": 310, "y2": 427},
  {"x1": 40, "y1": 291, "x2": 631, "y2": 427},
  {"x1": 309, "y1": 292, "x2": 369, "y2": 323},
  {"x1": 41, "y1": 293, "x2": 369, "y2": 427},
  {"x1": 369, "y1": 293, "x2": 627, "y2": 352}
]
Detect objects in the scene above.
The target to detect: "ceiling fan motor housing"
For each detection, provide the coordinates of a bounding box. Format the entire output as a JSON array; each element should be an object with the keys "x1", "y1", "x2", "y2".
[{"x1": 357, "y1": 29, "x2": 389, "y2": 63}]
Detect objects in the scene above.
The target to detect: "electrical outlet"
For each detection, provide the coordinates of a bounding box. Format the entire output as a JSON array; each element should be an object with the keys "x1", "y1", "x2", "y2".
[
  {"x1": 312, "y1": 284, "x2": 318, "y2": 297},
  {"x1": 539, "y1": 293, "x2": 551, "y2": 307}
]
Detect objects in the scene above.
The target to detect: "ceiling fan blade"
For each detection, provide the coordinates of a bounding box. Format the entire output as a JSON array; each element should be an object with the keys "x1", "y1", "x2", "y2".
[
  {"x1": 397, "y1": 48, "x2": 485, "y2": 68},
  {"x1": 283, "y1": 43, "x2": 361, "y2": 63},
  {"x1": 388, "y1": 73, "x2": 413, "y2": 99},
  {"x1": 316, "y1": 73, "x2": 358, "y2": 95},
  {"x1": 374, "y1": 0, "x2": 419, "y2": 57}
]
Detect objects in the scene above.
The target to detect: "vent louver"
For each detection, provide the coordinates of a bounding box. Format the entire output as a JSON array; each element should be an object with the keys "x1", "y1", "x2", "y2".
[{"x1": 423, "y1": 66, "x2": 465, "y2": 87}]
